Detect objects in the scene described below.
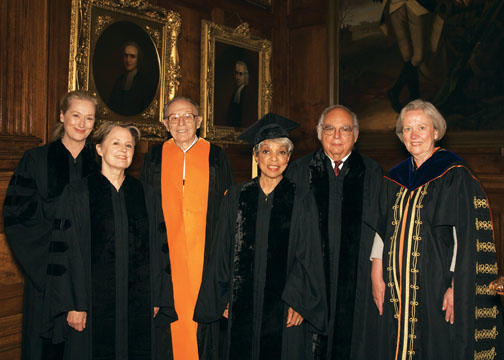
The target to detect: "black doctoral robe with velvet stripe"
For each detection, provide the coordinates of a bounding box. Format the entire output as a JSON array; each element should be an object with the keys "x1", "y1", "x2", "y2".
[
  {"x1": 371, "y1": 149, "x2": 504, "y2": 360},
  {"x1": 3, "y1": 140, "x2": 97, "y2": 360},
  {"x1": 286, "y1": 149, "x2": 384, "y2": 360},
  {"x1": 194, "y1": 177, "x2": 327, "y2": 360},
  {"x1": 42, "y1": 173, "x2": 176, "y2": 360},
  {"x1": 140, "y1": 141, "x2": 233, "y2": 359}
]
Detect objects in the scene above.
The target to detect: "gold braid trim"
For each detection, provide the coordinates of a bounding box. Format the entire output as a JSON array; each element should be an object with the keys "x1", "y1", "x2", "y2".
[
  {"x1": 474, "y1": 347, "x2": 496, "y2": 360},
  {"x1": 476, "y1": 262, "x2": 498, "y2": 275},
  {"x1": 474, "y1": 197, "x2": 489, "y2": 209},
  {"x1": 477, "y1": 239, "x2": 496, "y2": 253},
  {"x1": 475, "y1": 218, "x2": 493, "y2": 231},
  {"x1": 388, "y1": 188, "x2": 406, "y2": 318},
  {"x1": 407, "y1": 186, "x2": 427, "y2": 360},
  {"x1": 475, "y1": 284, "x2": 497, "y2": 296},
  {"x1": 475, "y1": 326, "x2": 498, "y2": 342},
  {"x1": 475, "y1": 306, "x2": 499, "y2": 320}
]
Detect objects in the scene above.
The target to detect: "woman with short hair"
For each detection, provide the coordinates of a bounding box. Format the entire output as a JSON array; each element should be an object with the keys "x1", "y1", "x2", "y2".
[
  {"x1": 43, "y1": 122, "x2": 175, "y2": 360},
  {"x1": 370, "y1": 99, "x2": 504, "y2": 359},
  {"x1": 195, "y1": 113, "x2": 326, "y2": 360}
]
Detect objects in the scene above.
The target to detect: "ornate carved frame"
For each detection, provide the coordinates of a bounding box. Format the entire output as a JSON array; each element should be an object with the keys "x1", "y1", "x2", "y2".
[
  {"x1": 244, "y1": 0, "x2": 272, "y2": 9},
  {"x1": 200, "y1": 21, "x2": 272, "y2": 143},
  {"x1": 68, "y1": 0, "x2": 181, "y2": 138}
]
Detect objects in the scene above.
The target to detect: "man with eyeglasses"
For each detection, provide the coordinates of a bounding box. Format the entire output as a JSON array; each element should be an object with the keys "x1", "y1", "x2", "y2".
[
  {"x1": 141, "y1": 96, "x2": 233, "y2": 359},
  {"x1": 287, "y1": 105, "x2": 383, "y2": 359}
]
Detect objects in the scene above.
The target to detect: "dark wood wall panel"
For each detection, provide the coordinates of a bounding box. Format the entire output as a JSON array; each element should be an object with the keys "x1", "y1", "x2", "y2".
[
  {"x1": 0, "y1": 0, "x2": 49, "y2": 139},
  {"x1": 46, "y1": 0, "x2": 72, "y2": 138},
  {"x1": 0, "y1": 0, "x2": 51, "y2": 355},
  {"x1": 288, "y1": 24, "x2": 328, "y2": 155}
]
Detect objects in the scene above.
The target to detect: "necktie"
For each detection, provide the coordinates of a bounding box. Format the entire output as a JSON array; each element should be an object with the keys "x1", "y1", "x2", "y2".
[{"x1": 334, "y1": 161, "x2": 342, "y2": 176}]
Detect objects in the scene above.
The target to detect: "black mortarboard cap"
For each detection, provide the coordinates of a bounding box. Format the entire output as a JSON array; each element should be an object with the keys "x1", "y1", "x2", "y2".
[{"x1": 238, "y1": 112, "x2": 299, "y2": 146}]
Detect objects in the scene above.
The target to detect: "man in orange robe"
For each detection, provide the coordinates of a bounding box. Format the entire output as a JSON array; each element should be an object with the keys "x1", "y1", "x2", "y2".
[{"x1": 141, "y1": 96, "x2": 233, "y2": 359}]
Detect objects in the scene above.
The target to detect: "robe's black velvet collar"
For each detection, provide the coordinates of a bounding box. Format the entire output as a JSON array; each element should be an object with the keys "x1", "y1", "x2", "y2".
[
  {"x1": 387, "y1": 148, "x2": 463, "y2": 190},
  {"x1": 229, "y1": 177, "x2": 295, "y2": 358},
  {"x1": 87, "y1": 172, "x2": 151, "y2": 358},
  {"x1": 47, "y1": 140, "x2": 97, "y2": 198},
  {"x1": 306, "y1": 149, "x2": 366, "y2": 358}
]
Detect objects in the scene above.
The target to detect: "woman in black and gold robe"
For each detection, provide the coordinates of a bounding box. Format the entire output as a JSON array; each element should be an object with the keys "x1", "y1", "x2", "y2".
[
  {"x1": 194, "y1": 114, "x2": 326, "y2": 360},
  {"x1": 42, "y1": 122, "x2": 176, "y2": 360},
  {"x1": 3, "y1": 90, "x2": 98, "y2": 360},
  {"x1": 370, "y1": 100, "x2": 504, "y2": 360}
]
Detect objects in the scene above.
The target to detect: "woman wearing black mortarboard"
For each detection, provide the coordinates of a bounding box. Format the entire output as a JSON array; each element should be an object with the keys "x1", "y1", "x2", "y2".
[
  {"x1": 194, "y1": 113, "x2": 327, "y2": 360},
  {"x1": 3, "y1": 90, "x2": 99, "y2": 360}
]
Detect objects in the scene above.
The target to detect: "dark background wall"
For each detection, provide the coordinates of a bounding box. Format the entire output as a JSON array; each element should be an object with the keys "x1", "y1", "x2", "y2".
[{"x1": 0, "y1": 0, "x2": 502, "y2": 357}]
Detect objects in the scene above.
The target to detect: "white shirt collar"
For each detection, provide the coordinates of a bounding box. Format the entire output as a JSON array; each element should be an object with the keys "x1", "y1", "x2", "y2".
[
  {"x1": 326, "y1": 151, "x2": 352, "y2": 169},
  {"x1": 177, "y1": 136, "x2": 198, "y2": 153}
]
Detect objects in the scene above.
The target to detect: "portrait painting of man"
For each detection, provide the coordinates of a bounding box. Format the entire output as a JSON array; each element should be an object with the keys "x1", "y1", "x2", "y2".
[
  {"x1": 213, "y1": 42, "x2": 259, "y2": 128},
  {"x1": 93, "y1": 21, "x2": 159, "y2": 116}
]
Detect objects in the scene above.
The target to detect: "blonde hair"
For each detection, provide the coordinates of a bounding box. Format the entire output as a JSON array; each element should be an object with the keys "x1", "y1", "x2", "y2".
[
  {"x1": 52, "y1": 90, "x2": 98, "y2": 141},
  {"x1": 395, "y1": 99, "x2": 447, "y2": 143}
]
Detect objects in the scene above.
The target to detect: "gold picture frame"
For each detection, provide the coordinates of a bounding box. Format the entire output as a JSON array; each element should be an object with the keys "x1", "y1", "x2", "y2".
[
  {"x1": 244, "y1": 0, "x2": 272, "y2": 9},
  {"x1": 68, "y1": 0, "x2": 181, "y2": 138},
  {"x1": 200, "y1": 21, "x2": 272, "y2": 143}
]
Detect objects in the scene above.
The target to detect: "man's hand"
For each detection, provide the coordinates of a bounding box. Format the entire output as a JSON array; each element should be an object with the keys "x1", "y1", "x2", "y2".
[{"x1": 67, "y1": 310, "x2": 87, "y2": 332}]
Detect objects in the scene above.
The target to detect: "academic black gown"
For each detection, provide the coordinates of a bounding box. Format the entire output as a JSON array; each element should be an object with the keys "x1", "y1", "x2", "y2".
[
  {"x1": 194, "y1": 177, "x2": 327, "y2": 360},
  {"x1": 3, "y1": 140, "x2": 97, "y2": 360},
  {"x1": 140, "y1": 142, "x2": 234, "y2": 359},
  {"x1": 42, "y1": 173, "x2": 176, "y2": 360},
  {"x1": 286, "y1": 149, "x2": 384, "y2": 360},
  {"x1": 372, "y1": 148, "x2": 504, "y2": 360}
]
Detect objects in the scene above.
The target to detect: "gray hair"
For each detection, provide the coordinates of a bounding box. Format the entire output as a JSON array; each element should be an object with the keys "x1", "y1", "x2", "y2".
[
  {"x1": 163, "y1": 96, "x2": 200, "y2": 119},
  {"x1": 316, "y1": 104, "x2": 359, "y2": 140},
  {"x1": 253, "y1": 137, "x2": 294, "y2": 156},
  {"x1": 395, "y1": 99, "x2": 447, "y2": 143},
  {"x1": 93, "y1": 121, "x2": 141, "y2": 146}
]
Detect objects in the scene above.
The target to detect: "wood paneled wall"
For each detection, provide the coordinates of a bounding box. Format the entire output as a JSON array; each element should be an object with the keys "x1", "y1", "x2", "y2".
[{"x1": 1, "y1": 0, "x2": 502, "y2": 357}]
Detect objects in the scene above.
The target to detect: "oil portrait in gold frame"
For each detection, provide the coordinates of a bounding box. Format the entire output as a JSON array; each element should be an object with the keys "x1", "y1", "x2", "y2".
[{"x1": 68, "y1": 0, "x2": 181, "y2": 138}]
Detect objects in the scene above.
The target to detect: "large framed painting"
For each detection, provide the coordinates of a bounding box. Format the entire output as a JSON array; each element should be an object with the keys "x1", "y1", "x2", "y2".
[
  {"x1": 68, "y1": 0, "x2": 181, "y2": 138},
  {"x1": 200, "y1": 21, "x2": 272, "y2": 143},
  {"x1": 243, "y1": 0, "x2": 272, "y2": 9},
  {"x1": 338, "y1": 0, "x2": 503, "y2": 140}
]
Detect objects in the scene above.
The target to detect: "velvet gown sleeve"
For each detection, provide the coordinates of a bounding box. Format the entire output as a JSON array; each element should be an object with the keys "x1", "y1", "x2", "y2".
[
  {"x1": 145, "y1": 183, "x2": 177, "y2": 322},
  {"x1": 436, "y1": 167, "x2": 504, "y2": 358},
  {"x1": 42, "y1": 182, "x2": 89, "y2": 343},
  {"x1": 140, "y1": 147, "x2": 155, "y2": 185},
  {"x1": 194, "y1": 187, "x2": 238, "y2": 323},
  {"x1": 3, "y1": 150, "x2": 52, "y2": 291},
  {"x1": 281, "y1": 192, "x2": 327, "y2": 333}
]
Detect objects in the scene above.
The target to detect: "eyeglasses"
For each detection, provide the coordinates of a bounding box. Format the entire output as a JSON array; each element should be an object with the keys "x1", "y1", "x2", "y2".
[
  {"x1": 165, "y1": 113, "x2": 199, "y2": 124},
  {"x1": 321, "y1": 125, "x2": 354, "y2": 137}
]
